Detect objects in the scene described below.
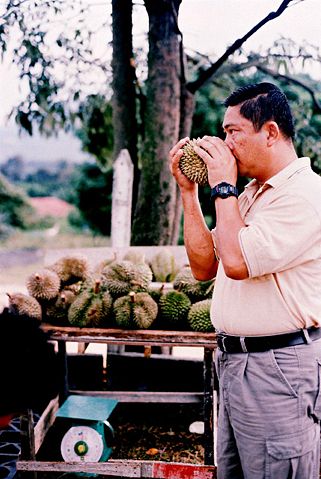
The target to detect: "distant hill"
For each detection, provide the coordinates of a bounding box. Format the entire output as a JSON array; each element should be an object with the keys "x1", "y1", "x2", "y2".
[{"x1": 0, "y1": 123, "x2": 92, "y2": 164}]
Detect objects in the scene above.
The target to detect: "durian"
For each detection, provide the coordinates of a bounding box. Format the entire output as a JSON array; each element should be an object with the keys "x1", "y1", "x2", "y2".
[
  {"x1": 7, "y1": 293, "x2": 42, "y2": 321},
  {"x1": 94, "y1": 254, "x2": 117, "y2": 276},
  {"x1": 45, "y1": 289, "x2": 77, "y2": 325},
  {"x1": 173, "y1": 266, "x2": 215, "y2": 303},
  {"x1": 187, "y1": 299, "x2": 214, "y2": 332},
  {"x1": 148, "y1": 283, "x2": 166, "y2": 303},
  {"x1": 113, "y1": 292, "x2": 158, "y2": 329},
  {"x1": 158, "y1": 290, "x2": 191, "y2": 329},
  {"x1": 149, "y1": 248, "x2": 179, "y2": 283},
  {"x1": 48, "y1": 255, "x2": 90, "y2": 287},
  {"x1": 179, "y1": 139, "x2": 208, "y2": 186},
  {"x1": 102, "y1": 260, "x2": 153, "y2": 297},
  {"x1": 26, "y1": 269, "x2": 60, "y2": 301},
  {"x1": 123, "y1": 250, "x2": 146, "y2": 265},
  {"x1": 68, "y1": 279, "x2": 113, "y2": 327}
]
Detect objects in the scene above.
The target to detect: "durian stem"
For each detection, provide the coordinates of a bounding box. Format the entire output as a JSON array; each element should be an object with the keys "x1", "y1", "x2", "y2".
[
  {"x1": 94, "y1": 280, "x2": 101, "y2": 295},
  {"x1": 129, "y1": 291, "x2": 136, "y2": 303},
  {"x1": 144, "y1": 346, "x2": 152, "y2": 358}
]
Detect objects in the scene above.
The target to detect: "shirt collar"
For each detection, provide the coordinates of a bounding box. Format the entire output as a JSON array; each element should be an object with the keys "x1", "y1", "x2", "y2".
[{"x1": 244, "y1": 157, "x2": 311, "y2": 192}]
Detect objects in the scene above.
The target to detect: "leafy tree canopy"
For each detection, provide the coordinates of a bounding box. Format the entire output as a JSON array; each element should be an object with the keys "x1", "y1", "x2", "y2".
[{"x1": 0, "y1": 173, "x2": 35, "y2": 230}]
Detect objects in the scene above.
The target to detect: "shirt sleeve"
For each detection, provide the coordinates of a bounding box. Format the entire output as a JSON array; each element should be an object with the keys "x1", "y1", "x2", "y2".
[{"x1": 239, "y1": 193, "x2": 321, "y2": 278}]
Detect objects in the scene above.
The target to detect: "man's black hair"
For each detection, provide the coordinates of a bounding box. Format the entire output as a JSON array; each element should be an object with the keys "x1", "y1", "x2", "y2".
[{"x1": 224, "y1": 82, "x2": 295, "y2": 139}]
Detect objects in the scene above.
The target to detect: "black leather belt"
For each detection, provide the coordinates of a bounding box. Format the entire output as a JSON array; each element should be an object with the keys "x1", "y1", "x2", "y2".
[{"x1": 216, "y1": 326, "x2": 321, "y2": 353}]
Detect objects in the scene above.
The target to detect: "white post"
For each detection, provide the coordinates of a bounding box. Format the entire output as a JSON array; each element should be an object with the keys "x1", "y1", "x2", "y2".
[{"x1": 111, "y1": 149, "x2": 134, "y2": 248}]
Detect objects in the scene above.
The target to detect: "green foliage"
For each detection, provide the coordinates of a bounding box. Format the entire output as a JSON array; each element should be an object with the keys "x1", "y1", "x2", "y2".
[
  {"x1": 0, "y1": 156, "x2": 113, "y2": 237},
  {"x1": 0, "y1": 173, "x2": 35, "y2": 230},
  {"x1": 68, "y1": 162, "x2": 113, "y2": 236},
  {"x1": 75, "y1": 95, "x2": 114, "y2": 169},
  {"x1": 1, "y1": 0, "x2": 110, "y2": 136},
  {"x1": 0, "y1": 158, "x2": 78, "y2": 200}
]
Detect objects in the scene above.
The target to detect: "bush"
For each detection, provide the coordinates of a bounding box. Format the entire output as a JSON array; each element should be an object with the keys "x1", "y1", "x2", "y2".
[
  {"x1": 68, "y1": 162, "x2": 113, "y2": 236},
  {"x1": 0, "y1": 173, "x2": 35, "y2": 229}
]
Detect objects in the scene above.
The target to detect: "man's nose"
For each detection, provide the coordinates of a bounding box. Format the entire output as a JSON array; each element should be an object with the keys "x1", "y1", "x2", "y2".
[{"x1": 224, "y1": 136, "x2": 233, "y2": 150}]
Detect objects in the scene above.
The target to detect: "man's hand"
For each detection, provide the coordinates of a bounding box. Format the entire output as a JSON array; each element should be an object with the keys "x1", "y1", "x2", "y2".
[
  {"x1": 169, "y1": 137, "x2": 197, "y2": 193},
  {"x1": 194, "y1": 136, "x2": 238, "y2": 188}
]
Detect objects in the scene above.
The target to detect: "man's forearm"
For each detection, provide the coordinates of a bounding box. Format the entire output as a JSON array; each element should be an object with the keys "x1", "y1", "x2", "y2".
[
  {"x1": 182, "y1": 191, "x2": 218, "y2": 280},
  {"x1": 214, "y1": 197, "x2": 248, "y2": 279}
]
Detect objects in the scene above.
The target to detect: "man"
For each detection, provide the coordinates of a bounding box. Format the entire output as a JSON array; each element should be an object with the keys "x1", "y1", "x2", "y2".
[
  {"x1": 0, "y1": 308, "x2": 58, "y2": 428},
  {"x1": 169, "y1": 82, "x2": 321, "y2": 479}
]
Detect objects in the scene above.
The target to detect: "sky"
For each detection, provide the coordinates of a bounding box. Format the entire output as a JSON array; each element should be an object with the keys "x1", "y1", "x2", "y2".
[{"x1": 0, "y1": 0, "x2": 320, "y2": 162}]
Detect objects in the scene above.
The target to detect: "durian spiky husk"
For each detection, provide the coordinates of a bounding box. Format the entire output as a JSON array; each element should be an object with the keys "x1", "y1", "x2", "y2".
[
  {"x1": 187, "y1": 299, "x2": 214, "y2": 332},
  {"x1": 158, "y1": 290, "x2": 191, "y2": 328},
  {"x1": 48, "y1": 254, "x2": 90, "y2": 286},
  {"x1": 132, "y1": 292, "x2": 158, "y2": 329},
  {"x1": 179, "y1": 139, "x2": 208, "y2": 186},
  {"x1": 26, "y1": 269, "x2": 60, "y2": 301},
  {"x1": 173, "y1": 266, "x2": 215, "y2": 303},
  {"x1": 102, "y1": 260, "x2": 153, "y2": 297},
  {"x1": 123, "y1": 250, "x2": 146, "y2": 265},
  {"x1": 112, "y1": 295, "x2": 132, "y2": 328},
  {"x1": 67, "y1": 280, "x2": 113, "y2": 328},
  {"x1": 45, "y1": 289, "x2": 77, "y2": 325},
  {"x1": 7, "y1": 293, "x2": 42, "y2": 321},
  {"x1": 113, "y1": 292, "x2": 158, "y2": 329},
  {"x1": 149, "y1": 248, "x2": 179, "y2": 283}
]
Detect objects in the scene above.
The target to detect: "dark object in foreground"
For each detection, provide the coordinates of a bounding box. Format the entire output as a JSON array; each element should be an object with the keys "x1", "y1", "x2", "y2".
[{"x1": 0, "y1": 308, "x2": 58, "y2": 423}]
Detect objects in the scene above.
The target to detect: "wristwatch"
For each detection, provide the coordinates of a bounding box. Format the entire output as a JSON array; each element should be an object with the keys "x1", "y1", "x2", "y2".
[{"x1": 210, "y1": 182, "x2": 238, "y2": 201}]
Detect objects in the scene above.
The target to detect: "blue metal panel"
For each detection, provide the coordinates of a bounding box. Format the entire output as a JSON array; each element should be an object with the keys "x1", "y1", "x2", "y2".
[{"x1": 56, "y1": 395, "x2": 118, "y2": 422}]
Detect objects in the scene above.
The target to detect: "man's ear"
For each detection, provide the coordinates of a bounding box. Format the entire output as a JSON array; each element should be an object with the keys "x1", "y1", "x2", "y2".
[{"x1": 265, "y1": 121, "x2": 280, "y2": 146}]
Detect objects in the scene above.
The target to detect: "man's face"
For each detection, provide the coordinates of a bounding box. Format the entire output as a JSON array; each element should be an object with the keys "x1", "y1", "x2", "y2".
[{"x1": 223, "y1": 105, "x2": 267, "y2": 179}]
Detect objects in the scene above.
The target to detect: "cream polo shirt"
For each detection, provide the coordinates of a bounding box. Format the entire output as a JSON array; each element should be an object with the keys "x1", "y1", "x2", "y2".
[{"x1": 211, "y1": 157, "x2": 321, "y2": 336}]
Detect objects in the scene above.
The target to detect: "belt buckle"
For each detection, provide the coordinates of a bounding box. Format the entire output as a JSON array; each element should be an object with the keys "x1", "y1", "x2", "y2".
[
  {"x1": 218, "y1": 334, "x2": 228, "y2": 352},
  {"x1": 240, "y1": 336, "x2": 248, "y2": 353}
]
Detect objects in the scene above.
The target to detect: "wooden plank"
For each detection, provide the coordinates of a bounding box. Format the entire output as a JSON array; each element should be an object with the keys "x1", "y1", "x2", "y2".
[
  {"x1": 17, "y1": 460, "x2": 216, "y2": 478},
  {"x1": 41, "y1": 325, "x2": 217, "y2": 349},
  {"x1": 68, "y1": 390, "x2": 203, "y2": 403},
  {"x1": 34, "y1": 396, "x2": 59, "y2": 454},
  {"x1": 19, "y1": 410, "x2": 36, "y2": 461},
  {"x1": 17, "y1": 460, "x2": 141, "y2": 477}
]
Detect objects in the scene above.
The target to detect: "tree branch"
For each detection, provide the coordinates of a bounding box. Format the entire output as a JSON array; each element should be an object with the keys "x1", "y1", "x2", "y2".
[
  {"x1": 187, "y1": 0, "x2": 299, "y2": 94},
  {"x1": 256, "y1": 64, "x2": 321, "y2": 114}
]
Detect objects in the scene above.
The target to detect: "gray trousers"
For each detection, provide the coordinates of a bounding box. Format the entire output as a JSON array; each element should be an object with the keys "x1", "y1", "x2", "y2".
[{"x1": 215, "y1": 339, "x2": 321, "y2": 479}]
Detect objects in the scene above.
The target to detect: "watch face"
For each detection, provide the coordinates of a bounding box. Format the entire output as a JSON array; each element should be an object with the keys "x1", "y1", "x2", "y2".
[
  {"x1": 211, "y1": 182, "x2": 238, "y2": 200},
  {"x1": 220, "y1": 185, "x2": 229, "y2": 195}
]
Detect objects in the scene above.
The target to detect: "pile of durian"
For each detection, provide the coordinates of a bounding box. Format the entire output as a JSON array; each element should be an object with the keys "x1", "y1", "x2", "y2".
[{"x1": 7, "y1": 249, "x2": 215, "y2": 333}]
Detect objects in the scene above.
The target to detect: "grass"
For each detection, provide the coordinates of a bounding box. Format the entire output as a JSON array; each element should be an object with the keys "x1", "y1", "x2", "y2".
[{"x1": 0, "y1": 219, "x2": 111, "y2": 251}]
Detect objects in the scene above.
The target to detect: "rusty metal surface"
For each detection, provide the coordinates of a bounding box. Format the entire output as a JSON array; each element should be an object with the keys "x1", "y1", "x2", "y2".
[{"x1": 41, "y1": 325, "x2": 217, "y2": 348}]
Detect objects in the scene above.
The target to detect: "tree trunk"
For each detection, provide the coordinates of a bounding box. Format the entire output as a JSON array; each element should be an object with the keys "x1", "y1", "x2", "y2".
[
  {"x1": 111, "y1": 0, "x2": 139, "y2": 207},
  {"x1": 131, "y1": 0, "x2": 182, "y2": 245}
]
